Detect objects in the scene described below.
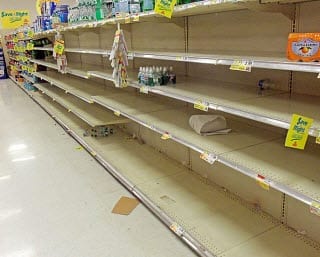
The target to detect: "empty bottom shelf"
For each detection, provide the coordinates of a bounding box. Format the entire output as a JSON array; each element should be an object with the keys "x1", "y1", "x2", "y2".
[{"x1": 27, "y1": 85, "x2": 320, "y2": 257}]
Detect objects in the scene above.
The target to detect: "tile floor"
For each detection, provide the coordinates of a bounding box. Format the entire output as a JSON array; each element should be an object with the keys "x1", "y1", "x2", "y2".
[{"x1": 0, "y1": 79, "x2": 196, "y2": 257}]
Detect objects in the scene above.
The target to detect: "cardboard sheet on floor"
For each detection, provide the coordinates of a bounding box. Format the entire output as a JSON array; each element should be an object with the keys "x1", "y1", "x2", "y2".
[{"x1": 112, "y1": 196, "x2": 140, "y2": 215}]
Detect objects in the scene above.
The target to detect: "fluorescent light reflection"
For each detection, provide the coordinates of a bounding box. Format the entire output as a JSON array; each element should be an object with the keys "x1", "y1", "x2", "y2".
[
  {"x1": 0, "y1": 175, "x2": 11, "y2": 181},
  {"x1": 12, "y1": 156, "x2": 35, "y2": 162},
  {"x1": 0, "y1": 209, "x2": 22, "y2": 221},
  {"x1": 4, "y1": 248, "x2": 33, "y2": 257},
  {"x1": 8, "y1": 144, "x2": 27, "y2": 152}
]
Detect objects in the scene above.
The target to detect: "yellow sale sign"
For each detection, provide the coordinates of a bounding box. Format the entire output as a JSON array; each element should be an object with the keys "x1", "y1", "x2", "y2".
[
  {"x1": 285, "y1": 114, "x2": 313, "y2": 150},
  {"x1": 154, "y1": 0, "x2": 177, "y2": 19},
  {"x1": 0, "y1": 10, "x2": 30, "y2": 29}
]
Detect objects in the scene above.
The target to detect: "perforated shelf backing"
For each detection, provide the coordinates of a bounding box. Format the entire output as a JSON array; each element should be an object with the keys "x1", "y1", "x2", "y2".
[
  {"x1": 14, "y1": 79, "x2": 320, "y2": 257},
  {"x1": 34, "y1": 83, "x2": 129, "y2": 127}
]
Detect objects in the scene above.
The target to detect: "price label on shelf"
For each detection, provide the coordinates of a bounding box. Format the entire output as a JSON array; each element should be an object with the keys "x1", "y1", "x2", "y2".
[
  {"x1": 194, "y1": 100, "x2": 209, "y2": 112},
  {"x1": 310, "y1": 201, "x2": 320, "y2": 216},
  {"x1": 125, "y1": 15, "x2": 131, "y2": 24},
  {"x1": 90, "y1": 151, "x2": 97, "y2": 157},
  {"x1": 256, "y1": 174, "x2": 270, "y2": 191},
  {"x1": 139, "y1": 86, "x2": 149, "y2": 94},
  {"x1": 22, "y1": 56, "x2": 29, "y2": 62},
  {"x1": 132, "y1": 14, "x2": 139, "y2": 22},
  {"x1": 230, "y1": 60, "x2": 253, "y2": 72},
  {"x1": 316, "y1": 131, "x2": 320, "y2": 144},
  {"x1": 114, "y1": 110, "x2": 121, "y2": 117},
  {"x1": 22, "y1": 65, "x2": 28, "y2": 71},
  {"x1": 170, "y1": 223, "x2": 184, "y2": 236},
  {"x1": 161, "y1": 132, "x2": 172, "y2": 140},
  {"x1": 285, "y1": 114, "x2": 313, "y2": 150},
  {"x1": 317, "y1": 73, "x2": 320, "y2": 79},
  {"x1": 200, "y1": 151, "x2": 217, "y2": 165}
]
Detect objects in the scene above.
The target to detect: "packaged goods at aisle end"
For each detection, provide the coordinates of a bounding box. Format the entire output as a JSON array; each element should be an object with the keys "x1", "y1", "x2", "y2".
[{"x1": 287, "y1": 33, "x2": 320, "y2": 62}]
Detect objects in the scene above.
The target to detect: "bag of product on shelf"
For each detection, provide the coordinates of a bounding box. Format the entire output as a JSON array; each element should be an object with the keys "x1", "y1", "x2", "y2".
[
  {"x1": 189, "y1": 115, "x2": 231, "y2": 136},
  {"x1": 287, "y1": 33, "x2": 320, "y2": 62}
]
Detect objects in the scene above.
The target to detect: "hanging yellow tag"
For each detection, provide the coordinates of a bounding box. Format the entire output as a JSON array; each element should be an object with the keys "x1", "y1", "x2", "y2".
[
  {"x1": 22, "y1": 56, "x2": 29, "y2": 62},
  {"x1": 230, "y1": 60, "x2": 253, "y2": 72},
  {"x1": 22, "y1": 65, "x2": 28, "y2": 71},
  {"x1": 13, "y1": 37, "x2": 18, "y2": 43},
  {"x1": 161, "y1": 132, "x2": 172, "y2": 140},
  {"x1": 194, "y1": 100, "x2": 209, "y2": 112},
  {"x1": 54, "y1": 40, "x2": 65, "y2": 55},
  {"x1": 27, "y1": 30, "x2": 34, "y2": 38},
  {"x1": 154, "y1": 0, "x2": 177, "y2": 19},
  {"x1": 285, "y1": 114, "x2": 313, "y2": 150},
  {"x1": 256, "y1": 175, "x2": 270, "y2": 191},
  {"x1": 27, "y1": 42, "x2": 34, "y2": 51}
]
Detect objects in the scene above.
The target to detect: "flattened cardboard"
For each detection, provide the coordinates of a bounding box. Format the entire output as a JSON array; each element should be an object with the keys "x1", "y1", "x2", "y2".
[{"x1": 112, "y1": 196, "x2": 140, "y2": 215}]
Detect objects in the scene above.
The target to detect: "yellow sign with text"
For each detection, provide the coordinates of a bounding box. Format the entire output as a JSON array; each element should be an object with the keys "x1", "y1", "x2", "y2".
[
  {"x1": 154, "y1": 0, "x2": 177, "y2": 19},
  {"x1": 285, "y1": 114, "x2": 313, "y2": 150},
  {"x1": 0, "y1": 10, "x2": 30, "y2": 29}
]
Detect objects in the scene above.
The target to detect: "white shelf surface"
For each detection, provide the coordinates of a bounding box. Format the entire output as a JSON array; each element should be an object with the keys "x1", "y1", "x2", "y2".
[
  {"x1": 17, "y1": 84, "x2": 320, "y2": 257},
  {"x1": 30, "y1": 60, "x2": 320, "y2": 136},
  {"x1": 91, "y1": 92, "x2": 320, "y2": 205},
  {"x1": 33, "y1": 82, "x2": 129, "y2": 127},
  {"x1": 31, "y1": 47, "x2": 320, "y2": 73},
  {"x1": 30, "y1": 59, "x2": 91, "y2": 79},
  {"x1": 34, "y1": 70, "x2": 124, "y2": 102},
  {"x1": 133, "y1": 79, "x2": 320, "y2": 136}
]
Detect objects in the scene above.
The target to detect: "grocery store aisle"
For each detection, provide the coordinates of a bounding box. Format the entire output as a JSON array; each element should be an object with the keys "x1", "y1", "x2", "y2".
[{"x1": 0, "y1": 79, "x2": 196, "y2": 257}]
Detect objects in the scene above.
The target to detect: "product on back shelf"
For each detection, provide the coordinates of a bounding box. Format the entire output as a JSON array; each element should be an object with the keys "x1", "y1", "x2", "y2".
[
  {"x1": 138, "y1": 65, "x2": 176, "y2": 86},
  {"x1": 287, "y1": 33, "x2": 320, "y2": 62}
]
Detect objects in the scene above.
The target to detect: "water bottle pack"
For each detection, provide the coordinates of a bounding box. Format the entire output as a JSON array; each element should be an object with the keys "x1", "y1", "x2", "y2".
[{"x1": 138, "y1": 66, "x2": 176, "y2": 87}]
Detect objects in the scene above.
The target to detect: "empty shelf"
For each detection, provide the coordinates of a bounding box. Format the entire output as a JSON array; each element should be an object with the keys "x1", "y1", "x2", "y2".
[
  {"x1": 34, "y1": 83, "x2": 129, "y2": 127},
  {"x1": 132, "y1": 78, "x2": 320, "y2": 137},
  {"x1": 16, "y1": 84, "x2": 320, "y2": 257},
  {"x1": 34, "y1": 70, "x2": 125, "y2": 102},
  {"x1": 92, "y1": 92, "x2": 320, "y2": 205}
]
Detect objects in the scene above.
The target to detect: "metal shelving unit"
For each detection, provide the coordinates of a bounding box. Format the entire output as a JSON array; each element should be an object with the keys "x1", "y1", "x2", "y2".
[
  {"x1": 31, "y1": 48, "x2": 320, "y2": 74},
  {"x1": 33, "y1": 82, "x2": 129, "y2": 127},
  {"x1": 29, "y1": 70, "x2": 320, "y2": 206},
  {"x1": 9, "y1": 77, "x2": 320, "y2": 257},
  {"x1": 7, "y1": 0, "x2": 320, "y2": 255},
  {"x1": 33, "y1": 66, "x2": 320, "y2": 137}
]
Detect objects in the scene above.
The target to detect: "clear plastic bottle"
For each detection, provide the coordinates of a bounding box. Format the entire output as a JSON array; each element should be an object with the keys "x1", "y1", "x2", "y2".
[
  {"x1": 258, "y1": 79, "x2": 274, "y2": 90},
  {"x1": 138, "y1": 67, "x2": 142, "y2": 84}
]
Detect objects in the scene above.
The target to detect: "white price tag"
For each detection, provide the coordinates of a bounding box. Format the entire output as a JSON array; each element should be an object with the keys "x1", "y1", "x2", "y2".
[
  {"x1": 170, "y1": 223, "x2": 184, "y2": 236},
  {"x1": 317, "y1": 73, "x2": 320, "y2": 79},
  {"x1": 230, "y1": 60, "x2": 253, "y2": 72},
  {"x1": 200, "y1": 152, "x2": 217, "y2": 165}
]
